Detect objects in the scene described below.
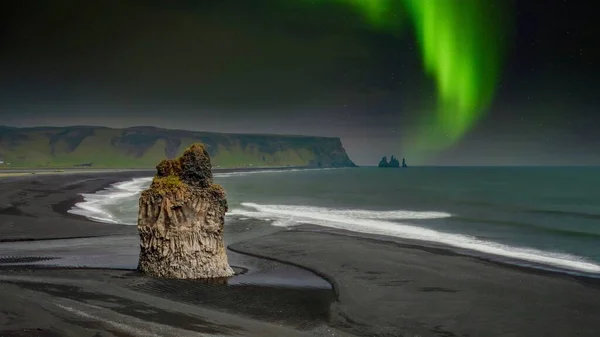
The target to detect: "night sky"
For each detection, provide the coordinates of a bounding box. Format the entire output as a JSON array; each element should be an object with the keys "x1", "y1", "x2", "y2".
[{"x1": 0, "y1": 0, "x2": 598, "y2": 165}]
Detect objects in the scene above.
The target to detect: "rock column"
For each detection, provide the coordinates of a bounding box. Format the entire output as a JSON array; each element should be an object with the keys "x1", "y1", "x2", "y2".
[{"x1": 137, "y1": 144, "x2": 234, "y2": 279}]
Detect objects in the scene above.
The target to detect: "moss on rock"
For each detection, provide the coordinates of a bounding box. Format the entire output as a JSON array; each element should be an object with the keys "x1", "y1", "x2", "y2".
[
  {"x1": 149, "y1": 175, "x2": 186, "y2": 196},
  {"x1": 156, "y1": 158, "x2": 182, "y2": 177},
  {"x1": 148, "y1": 143, "x2": 216, "y2": 195},
  {"x1": 137, "y1": 142, "x2": 233, "y2": 279}
]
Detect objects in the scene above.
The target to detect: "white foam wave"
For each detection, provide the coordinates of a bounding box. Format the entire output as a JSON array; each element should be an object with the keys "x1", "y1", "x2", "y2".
[
  {"x1": 67, "y1": 168, "x2": 325, "y2": 225},
  {"x1": 68, "y1": 177, "x2": 152, "y2": 225},
  {"x1": 231, "y1": 203, "x2": 600, "y2": 274}
]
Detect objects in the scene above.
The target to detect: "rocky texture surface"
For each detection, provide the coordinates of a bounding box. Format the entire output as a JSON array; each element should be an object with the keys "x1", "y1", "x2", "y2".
[
  {"x1": 378, "y1": 155, "x2": 400, "y2": 168},
  {"x1": 137, "y1": 144, "x2": 234, "y2": 279}
]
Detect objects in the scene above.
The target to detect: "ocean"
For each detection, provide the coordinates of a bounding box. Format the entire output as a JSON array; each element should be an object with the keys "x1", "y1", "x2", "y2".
[{"x1": 69, "y1": 167, "x2": 600, "y2": 276}]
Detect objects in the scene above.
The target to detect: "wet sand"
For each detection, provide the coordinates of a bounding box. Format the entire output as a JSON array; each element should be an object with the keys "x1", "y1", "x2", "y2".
[
  {"x1": 231, "y1": 227, "x2": 600, "y2": 336},
  {"x1": 0, "y1": 171, "x2": 150, "y2": 242},
  {"x1": 0, "y1": 172, "x2": 344, "y2": 337},
  {"x1": 2, "y1": 172, "x2": 600, "y2": 336},
  {"x1": 0, "y1": 266, "x2": 339, "y2": 337}
]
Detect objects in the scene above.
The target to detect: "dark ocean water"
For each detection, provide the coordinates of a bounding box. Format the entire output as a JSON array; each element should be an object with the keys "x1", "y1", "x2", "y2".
[{"x1": 69, "y1": 167, "x2": 600, "y2": 275}]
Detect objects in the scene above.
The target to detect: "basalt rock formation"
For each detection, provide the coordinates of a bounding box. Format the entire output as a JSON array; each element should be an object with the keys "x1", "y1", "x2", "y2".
[
  {"x1": 378, "y1": 155, "x2": 400, "y2": 168},
  {"x1": 137, "y1": 143, "x2": 234, "y2": 279}
]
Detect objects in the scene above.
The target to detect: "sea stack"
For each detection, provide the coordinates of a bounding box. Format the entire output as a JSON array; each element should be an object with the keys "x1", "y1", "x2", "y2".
[
  {"x1": 137, "y1": 144, "x2": 234, "y2": 279},
  {"x1": 378, "y1": 155, "x2": 400, "y2": 168}
]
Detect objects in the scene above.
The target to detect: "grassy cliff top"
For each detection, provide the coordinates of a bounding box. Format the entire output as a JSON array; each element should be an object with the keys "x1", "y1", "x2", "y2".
[{"x1": 0, "y1": 125, "x2": 356, "y2": 169}]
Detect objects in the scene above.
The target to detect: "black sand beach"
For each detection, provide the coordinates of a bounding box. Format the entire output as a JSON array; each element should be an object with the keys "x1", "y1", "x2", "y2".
[
  {"x1": 2, "y1": 171, "x2": 600, "y2": 336},
  {"x1": 231, "y1": 228, "x2": 600, "y2": 336},
  {"x1": 0, "y1": 171, "x2": 344, "y2": 337}
]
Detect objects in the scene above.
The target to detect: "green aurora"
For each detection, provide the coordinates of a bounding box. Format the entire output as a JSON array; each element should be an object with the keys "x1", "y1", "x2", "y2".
[{"x1": 305, "y1": 0, "x2": 512, "y2": 158}]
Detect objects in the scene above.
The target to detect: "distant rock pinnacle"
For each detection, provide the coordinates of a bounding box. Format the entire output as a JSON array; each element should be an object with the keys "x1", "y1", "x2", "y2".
[{"x1": 378, "y1": 155, "x2": 401, "y2": 168}]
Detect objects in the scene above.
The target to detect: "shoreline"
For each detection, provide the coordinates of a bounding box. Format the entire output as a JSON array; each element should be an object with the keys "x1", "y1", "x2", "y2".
[
  {"x1": 42, "y1": 172, "x2": 600, "y2": 290},
  {"x1": 293, "y1": 226, "x2": 600, "y2": 281},
  {"x1": 0, "y1": 171, "x2": 149, "y2": 242},
  {"x1": 230, "y1": 229, "x2": 600, "y2": 337},
  {"x1": 229, "y1": 224, "x2": 600, "y2": 295},
  {"x1": 22, "y1": 167, "x2": 600, "y2": 285},
  {"x1": 0, "y1": 165, "x2": 338, "y2": 175},
  {"x1": 60, "y1": 168, "x2": 600, "y2": 279},
  {"x1": 65, "y1": 171, "x2": 600, "y2": 280},
  {"x1": 0, "y1": 171, "x2": 343, "y2": 336},
  {"x1": 1, "y1": 172, "x2": 600, "y2": 336},
  {"x1": 0, "y1": 166, "x2": 324, "y2": 241}
]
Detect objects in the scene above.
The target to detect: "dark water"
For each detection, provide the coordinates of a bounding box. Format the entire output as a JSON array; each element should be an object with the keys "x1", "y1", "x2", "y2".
[{"x1": 70, "y1": 167, "x2": 600, "y2": 275}]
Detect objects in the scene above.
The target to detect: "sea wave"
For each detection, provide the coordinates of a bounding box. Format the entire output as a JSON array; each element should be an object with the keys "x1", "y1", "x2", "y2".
[
  {"x1": 68, "y1": 177, "x2": 152, "y2": 225},
  {"x1": 460, "y1": 200, "x2": 600, "y2": 220},
  {"x1": 67, "y1": 173, "x2": 600, "y2": 275},
  {"x1": 229, "y1": 202, "x2": 600, "y2": 274},
  {"x1": 66, "y1": 167, "x2": 327, "y2": 224},
  {"x1": 455, "y1": 216, "x2": 600, "y2": 239}
]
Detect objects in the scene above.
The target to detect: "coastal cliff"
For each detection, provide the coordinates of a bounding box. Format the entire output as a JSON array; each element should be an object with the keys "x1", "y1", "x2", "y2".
[
  {"x1": 137, "y1": 144, "x2": 234, "y2": 279},
  {"x1": 0, "y1": 125, "x2": 356, "y2": 168}
]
